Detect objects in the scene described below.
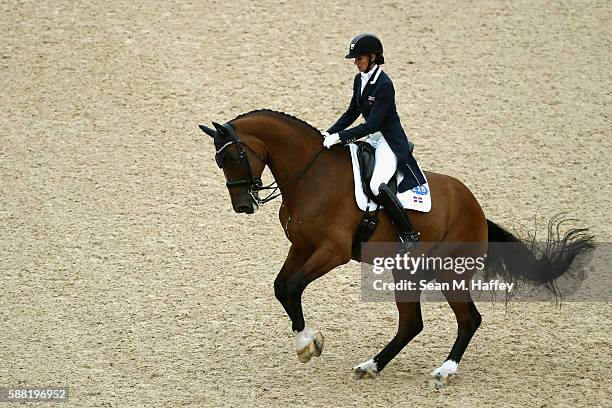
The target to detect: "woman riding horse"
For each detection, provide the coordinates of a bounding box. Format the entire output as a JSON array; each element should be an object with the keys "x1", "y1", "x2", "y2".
[
  {"x1": 200, "y1": 109, "x2": 593, "y2": 383},
  {"x1": 199, "y1": 35, "x2": 594, "y2": 382},
  {"x1": 323, "y1": 33, "x2": 424, "y2": 252}
]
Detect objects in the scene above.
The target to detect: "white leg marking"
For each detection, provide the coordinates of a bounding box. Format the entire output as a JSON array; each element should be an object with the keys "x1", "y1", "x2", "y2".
[
  {"x1": 294, "y1": 326, "x2": 315, "y2": 350},
  {"x1": 431, "y1": 359, "x2": 458, "y2": 378},
  {"x1": 353, "y1": 358, "x2": 379, "y2": 379}
]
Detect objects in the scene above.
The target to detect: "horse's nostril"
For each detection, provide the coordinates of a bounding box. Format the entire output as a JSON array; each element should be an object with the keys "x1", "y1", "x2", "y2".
[{"x1": 237, "y1": 205, "x2": 253, "y2": 214}]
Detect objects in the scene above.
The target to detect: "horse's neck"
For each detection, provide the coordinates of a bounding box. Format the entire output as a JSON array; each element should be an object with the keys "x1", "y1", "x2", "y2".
[
  {"x1": 236, "y1": 115, "x2": 323, "y2": 188},
  {"x1": 235, "y1": 114, "x2": 353, "y2": 220}
]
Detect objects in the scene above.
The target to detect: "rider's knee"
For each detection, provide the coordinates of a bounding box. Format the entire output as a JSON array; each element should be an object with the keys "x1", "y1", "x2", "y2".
[
  {"x1": 370, "y1": 182, "x2": 380, "y2": 196},
  {"x1": 370, "y1": 181, "x2": 386, "y2": 196},
  {"x1": 373, "y1": 181, "x2": 392, "y2": 197}
]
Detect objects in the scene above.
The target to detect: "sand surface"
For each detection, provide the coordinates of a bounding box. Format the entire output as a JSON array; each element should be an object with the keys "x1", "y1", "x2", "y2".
[{"x1": 1, "y1": 1, "x2": 611, "y2": 406}]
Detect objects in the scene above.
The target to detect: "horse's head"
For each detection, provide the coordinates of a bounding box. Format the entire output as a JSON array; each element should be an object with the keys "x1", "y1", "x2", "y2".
[{"x1": 199, "y1": 122, "x2": 267, "y2": 214}]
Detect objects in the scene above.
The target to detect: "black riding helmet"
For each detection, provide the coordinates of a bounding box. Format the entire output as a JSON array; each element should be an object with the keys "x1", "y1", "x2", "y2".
[{"x1": 345, "y1": 33, "x2": 383, "y2": 59}]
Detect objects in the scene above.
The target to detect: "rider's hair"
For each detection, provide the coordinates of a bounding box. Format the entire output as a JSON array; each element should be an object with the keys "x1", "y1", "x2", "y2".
[{"x1": 374, "y1": 53, "x2": 385, "y2": 65}]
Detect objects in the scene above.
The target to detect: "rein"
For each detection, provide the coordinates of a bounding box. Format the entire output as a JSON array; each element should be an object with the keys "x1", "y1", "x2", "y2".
[{"x1": 246, "y1": 144, "x2": 326, "y2": 205}]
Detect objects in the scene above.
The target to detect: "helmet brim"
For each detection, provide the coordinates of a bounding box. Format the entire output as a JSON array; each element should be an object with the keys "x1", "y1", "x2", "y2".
[{"x1": 345, "y1": 52, "x2": 361, "y2": 59}]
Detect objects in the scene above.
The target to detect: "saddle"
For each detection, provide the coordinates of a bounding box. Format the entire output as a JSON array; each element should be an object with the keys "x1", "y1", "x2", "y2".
[{"x1": 355, "y1": 141, "x2": 397, "y2": 205}]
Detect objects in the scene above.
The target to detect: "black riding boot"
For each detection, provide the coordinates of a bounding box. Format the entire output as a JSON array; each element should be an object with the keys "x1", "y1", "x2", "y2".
[{"x1": 377, "y1": 183, "x2": 420, "y2": 253}]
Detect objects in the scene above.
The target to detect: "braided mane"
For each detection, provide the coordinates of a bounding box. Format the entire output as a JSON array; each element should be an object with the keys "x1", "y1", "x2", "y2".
[{"x1": 229, "y1": 109, "x2": 322, "y2": 136}]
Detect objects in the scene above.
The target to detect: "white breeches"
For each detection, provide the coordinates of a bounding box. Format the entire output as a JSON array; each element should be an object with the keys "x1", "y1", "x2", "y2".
[{"x1": 367, "y1": 132, "x2": 397, "y2": 196}]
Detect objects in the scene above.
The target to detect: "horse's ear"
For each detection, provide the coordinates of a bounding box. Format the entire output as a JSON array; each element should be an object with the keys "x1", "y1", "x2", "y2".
[
  {"x1": 212, "y1": 122, "x2": 226, "y2": 135},
  {"x1": 198, "y1": 124, "x2": 216, "y2": 138}
]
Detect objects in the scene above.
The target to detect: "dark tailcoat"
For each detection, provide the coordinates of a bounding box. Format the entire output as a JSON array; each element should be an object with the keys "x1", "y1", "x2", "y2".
[{"x1": 327, "y1": 67, "x2": 426, "y2": 192}]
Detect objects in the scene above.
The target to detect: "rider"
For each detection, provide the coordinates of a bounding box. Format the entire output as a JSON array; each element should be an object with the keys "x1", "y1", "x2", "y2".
[{"x1": 323, "y1": 33, "x2": 425, "y2": 252}]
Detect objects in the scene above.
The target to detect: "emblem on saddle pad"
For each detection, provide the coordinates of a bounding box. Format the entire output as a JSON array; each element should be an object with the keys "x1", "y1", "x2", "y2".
[
  {"x1": 412, "y1": 185, "x2": 429, "y2": 195},
  {"x1": 368, "y1": 96, "x2": 375, "y2": 101}
]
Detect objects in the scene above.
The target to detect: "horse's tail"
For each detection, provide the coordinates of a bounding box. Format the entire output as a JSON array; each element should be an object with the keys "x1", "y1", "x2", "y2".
[{"x1": 484, "y1": 214, "x2": 595, "y2": 295}]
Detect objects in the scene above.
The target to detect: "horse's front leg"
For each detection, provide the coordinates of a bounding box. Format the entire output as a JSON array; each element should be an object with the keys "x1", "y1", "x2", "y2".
[{"x1": 274, "y1": 244, "x2": 349, "y2": 363}]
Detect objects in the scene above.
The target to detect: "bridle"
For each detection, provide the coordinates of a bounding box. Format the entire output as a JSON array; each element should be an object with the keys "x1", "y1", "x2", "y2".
[{"x1": 215, "y1": 123, "x2": 325, "y2": 206}]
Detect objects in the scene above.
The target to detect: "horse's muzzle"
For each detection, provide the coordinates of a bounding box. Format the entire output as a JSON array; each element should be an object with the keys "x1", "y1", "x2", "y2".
[{"x1": 236, "y1": 205, "x2": 254, "y2": 214}]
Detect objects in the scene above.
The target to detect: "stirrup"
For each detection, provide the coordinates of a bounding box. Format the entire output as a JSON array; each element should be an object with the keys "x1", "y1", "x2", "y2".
[{"x1": 398, "y1": 231, "x2": 421, "y2": 253}]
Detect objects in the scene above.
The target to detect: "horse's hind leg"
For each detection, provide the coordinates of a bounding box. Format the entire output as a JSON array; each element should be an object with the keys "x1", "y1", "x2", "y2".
[
  {"x1": 354, "y1": 294, "x2": 423, "y2": 379},
  {"x1": 431, "y1": 288, "x2": 481, "y2": 387}
]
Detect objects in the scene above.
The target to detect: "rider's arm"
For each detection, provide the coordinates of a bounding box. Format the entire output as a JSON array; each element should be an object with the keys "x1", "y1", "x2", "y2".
[
  {"x1": 337, "y1": 80, "x2": 394, "y2": 144},
  {"x1": 327, "y1": 77, "x2": 360, "y2": 134}
]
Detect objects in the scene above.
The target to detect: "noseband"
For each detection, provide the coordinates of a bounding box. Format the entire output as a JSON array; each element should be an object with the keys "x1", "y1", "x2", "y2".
[{"x1": 215, "y1": 122, "x2": 325, "y2": 206}]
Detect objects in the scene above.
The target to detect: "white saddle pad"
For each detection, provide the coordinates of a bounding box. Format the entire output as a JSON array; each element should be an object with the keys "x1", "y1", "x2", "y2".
[{"x1": 349, "y1": 143, "x2": 432, "y2": 212}]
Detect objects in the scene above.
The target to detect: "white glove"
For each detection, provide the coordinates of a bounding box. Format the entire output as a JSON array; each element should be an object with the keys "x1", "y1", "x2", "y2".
[
  {"x1": 321, "y1": 131, "x2": 330, "y2": 137},
  {"x1": 323, "y1": 133, "x2": 341, "y2": 149}
]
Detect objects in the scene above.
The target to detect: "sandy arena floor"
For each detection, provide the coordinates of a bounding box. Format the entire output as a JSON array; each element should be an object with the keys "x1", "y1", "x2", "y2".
[{"x1": 1, "y1": 1, "x2": 611, "y2": 406}]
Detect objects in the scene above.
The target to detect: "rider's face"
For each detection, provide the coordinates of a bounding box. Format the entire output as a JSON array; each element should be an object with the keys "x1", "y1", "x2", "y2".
[{"x1": 354, "y1": 54, "x2": 374, "y2": 72}]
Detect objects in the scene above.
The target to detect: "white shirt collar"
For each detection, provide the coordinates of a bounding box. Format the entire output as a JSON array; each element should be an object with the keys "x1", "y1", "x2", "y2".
[
  {"x1": 360, "y1": 64, "x2": 378, "y2": 83},
  {"x1": 360, "y1": 65, "x2": 381, "y2": 95}
]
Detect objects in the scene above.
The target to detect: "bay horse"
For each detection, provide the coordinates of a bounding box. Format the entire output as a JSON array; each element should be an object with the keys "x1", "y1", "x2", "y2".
[{"x1": 199, "y1": 109, "x2": 593, "y2": 383}]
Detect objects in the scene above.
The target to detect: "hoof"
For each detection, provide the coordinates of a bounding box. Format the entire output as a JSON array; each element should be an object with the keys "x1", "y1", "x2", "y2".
[
  {"x1": 296, "y1": 342, "x2": 315, "y2": 363},
  {"x1": 313, "y1": 331, "x2": 324, "y2": 357},
  {"x1": 353, "y1": 358, "x2": 378, "y2": 380},
  {"x1": 296, "y1": 330, "x2": 324, "y2": 363},
  {"x1": 429, "y1": 360, "x2": 458, "y2": 388},
  {"x1": 429, "y1": 376, "x2": 449, "y2": 390}
]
